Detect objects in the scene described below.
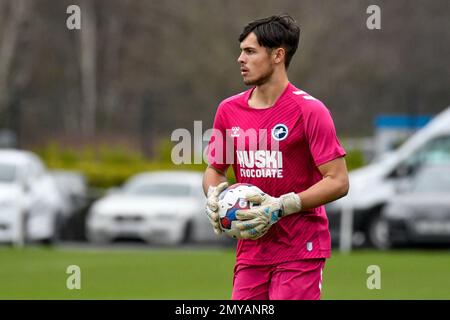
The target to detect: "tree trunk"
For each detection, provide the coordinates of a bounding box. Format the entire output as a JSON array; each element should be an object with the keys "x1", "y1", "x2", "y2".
[
  {"x1": 0, "y1": 0, "x2": 30, "y2": 116},
  {"x1": 79, "y1": 0, "x2": 97, "y2": 136}
]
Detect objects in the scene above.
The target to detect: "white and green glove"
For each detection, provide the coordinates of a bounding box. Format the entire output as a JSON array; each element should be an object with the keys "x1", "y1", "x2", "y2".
[
  {"x1": 205, "y1": 182, "x2": 229, "y2": 235},
  {"x1": 235, "y1": 191, "x2": 302, "y2": 240}
]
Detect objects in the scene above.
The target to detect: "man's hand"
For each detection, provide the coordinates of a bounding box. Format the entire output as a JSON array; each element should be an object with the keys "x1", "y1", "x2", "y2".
[
  {"x1": 205, "y1": 182, "x2": 229, "y2": 235},
  {"x1": 235, "y1": 191, "x2": 301, "y2": 240}
]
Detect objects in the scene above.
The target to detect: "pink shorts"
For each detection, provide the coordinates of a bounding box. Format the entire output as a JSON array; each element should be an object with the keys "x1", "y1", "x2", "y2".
[{"x1": 231, "y1": 258, "x2": 326, "y2": 300}]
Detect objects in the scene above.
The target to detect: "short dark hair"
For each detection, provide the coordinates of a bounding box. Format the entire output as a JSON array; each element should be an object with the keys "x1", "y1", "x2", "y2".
[{"x1": 238, "y1": 14, "x2": 300, "y2": 69}]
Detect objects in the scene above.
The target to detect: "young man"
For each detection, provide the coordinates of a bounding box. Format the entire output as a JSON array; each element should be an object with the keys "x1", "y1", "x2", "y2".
[{"x1": 203, "y1": 14, "x2": 349, "y2": 300}]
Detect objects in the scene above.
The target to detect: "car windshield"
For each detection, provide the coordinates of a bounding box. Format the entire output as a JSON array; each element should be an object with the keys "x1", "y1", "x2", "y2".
[
  {"x1": 124, "y1": 182, "x2": 192, "y2": 197},
  {"x1": 412, "y1": 167, "x2": 450, "y2": 193},
  {"x1": 0, "y1": 163, "x2": 16, "y2": 183}
]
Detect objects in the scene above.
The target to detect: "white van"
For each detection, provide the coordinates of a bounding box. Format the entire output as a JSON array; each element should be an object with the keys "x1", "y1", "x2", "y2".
[{"x1": 327, "y1": 106, "x2": 450, "y2": 249}]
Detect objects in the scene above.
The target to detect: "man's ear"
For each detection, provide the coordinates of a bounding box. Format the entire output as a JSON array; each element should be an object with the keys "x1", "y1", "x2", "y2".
[{"x1": 273, "y1": 47, "x2": 286, "y2": 65}]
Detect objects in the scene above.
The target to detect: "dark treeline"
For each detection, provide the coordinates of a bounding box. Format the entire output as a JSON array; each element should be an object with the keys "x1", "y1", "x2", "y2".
[{"x1": 0, "y1": 0, "x2": 449, "y2": 155}]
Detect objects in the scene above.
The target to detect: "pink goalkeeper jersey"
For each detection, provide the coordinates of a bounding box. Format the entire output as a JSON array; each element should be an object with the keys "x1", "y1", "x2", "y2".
[{"x1": 208, "y1": 83, "x2": 346, "y2": 265}]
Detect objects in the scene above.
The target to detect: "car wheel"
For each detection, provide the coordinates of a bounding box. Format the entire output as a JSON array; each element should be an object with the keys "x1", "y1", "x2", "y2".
[
  {"x1": 368, "y1": 215, "x2": 391, "y2": 249},
  {"x1": 41, "y1": 211, "x2": 63, "y2": 245}
]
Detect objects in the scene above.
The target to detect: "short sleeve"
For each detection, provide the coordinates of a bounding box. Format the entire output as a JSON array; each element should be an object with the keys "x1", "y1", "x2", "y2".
[
  {"x1": 207, "y1": 103, "x2": 231, "y2": 173},
  {"x1": 303, "y1": 101, "x2": 346, "y2": 167}
]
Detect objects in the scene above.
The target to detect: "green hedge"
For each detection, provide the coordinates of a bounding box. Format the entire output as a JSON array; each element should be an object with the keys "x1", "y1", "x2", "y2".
[
  {"x1": 33, "y1": 142, "x2": 365, "y2": 189},
  {"x1": 33, "y1": 142, "x2": 207, "y2": 189},
  {"x1": 344, "y1": 148, "x2": 365, "y2": 171}
]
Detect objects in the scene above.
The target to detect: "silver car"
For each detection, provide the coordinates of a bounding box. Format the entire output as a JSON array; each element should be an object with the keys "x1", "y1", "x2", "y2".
[
  {"x1": 381, "y1": 164, "x2": 450, "y2": 248},
  {"x1": 86, "y1": 171, "x2": 229, "y2": 245}
]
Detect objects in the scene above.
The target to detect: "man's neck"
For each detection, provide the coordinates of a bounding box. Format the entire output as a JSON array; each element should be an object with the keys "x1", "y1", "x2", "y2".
[{"x1": 249, "y1": 74, "x2": 289, "y2": 109}]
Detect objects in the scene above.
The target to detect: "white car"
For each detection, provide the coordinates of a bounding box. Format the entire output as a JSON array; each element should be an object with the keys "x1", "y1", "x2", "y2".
[
  {"x1": 86, "y1": 171, "x2": 224, "y2": 245},
  {"x1": 0, "y1": 149, "x2": 67, "y2": 244}
]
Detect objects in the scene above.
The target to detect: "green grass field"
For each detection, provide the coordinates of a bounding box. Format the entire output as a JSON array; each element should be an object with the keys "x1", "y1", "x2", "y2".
[{"x1": 1, "y1": 246, "x2": 449, "y2": 299}]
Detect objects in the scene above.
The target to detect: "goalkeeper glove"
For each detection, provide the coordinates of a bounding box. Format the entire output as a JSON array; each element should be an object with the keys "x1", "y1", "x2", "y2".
[
  {"x1": 205, "y1": 182, "x2": 229, "y2": 235},
  {"x1": 235, "y1": 191, "x2": 302, "y2": 240}
]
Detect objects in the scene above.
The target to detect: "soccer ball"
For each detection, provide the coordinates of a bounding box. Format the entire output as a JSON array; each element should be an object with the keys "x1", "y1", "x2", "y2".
[{"x1": 217, "y1": 183, "x2": 263, "y2": 239}]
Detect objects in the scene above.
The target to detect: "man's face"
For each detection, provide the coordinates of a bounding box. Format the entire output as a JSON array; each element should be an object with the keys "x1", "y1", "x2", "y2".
[{"x1": 237, "y1": 32, "x2": 274, "y2": 86}]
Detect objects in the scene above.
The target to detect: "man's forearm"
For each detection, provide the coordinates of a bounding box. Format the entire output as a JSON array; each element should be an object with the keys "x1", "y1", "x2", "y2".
[
  {"x1": 202, "y1": 166, "x2": 228, "y2": 196},
  {"x1": 297, "y1": 175, "x2": 349, "y2": 211}
]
